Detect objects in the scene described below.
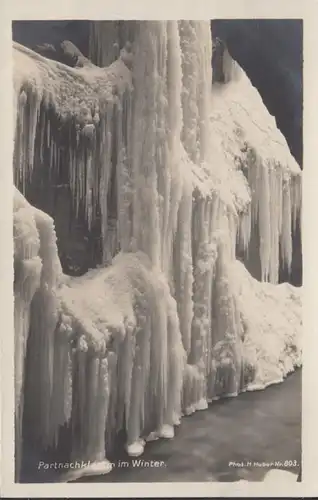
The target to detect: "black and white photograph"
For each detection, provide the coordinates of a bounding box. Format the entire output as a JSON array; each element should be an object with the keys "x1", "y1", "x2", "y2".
[{"x1": 1, "y1": 6, "x2": 316, "y2": 496}]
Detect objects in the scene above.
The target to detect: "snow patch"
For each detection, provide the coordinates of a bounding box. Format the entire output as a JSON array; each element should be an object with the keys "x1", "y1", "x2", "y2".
[{"x1": 231, "y1": 260, "x2": 302, "y2": 390}]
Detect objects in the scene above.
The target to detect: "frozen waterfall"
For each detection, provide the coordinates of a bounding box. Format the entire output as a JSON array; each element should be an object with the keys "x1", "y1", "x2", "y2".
[{"x1": 12, "y1": 20, "x2": 302, "y2": 480}]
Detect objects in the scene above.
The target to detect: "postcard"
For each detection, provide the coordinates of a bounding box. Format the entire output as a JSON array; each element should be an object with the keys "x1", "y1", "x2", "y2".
[{"x1": 1, "y1": 0, "x2": 317, "y2": 497}]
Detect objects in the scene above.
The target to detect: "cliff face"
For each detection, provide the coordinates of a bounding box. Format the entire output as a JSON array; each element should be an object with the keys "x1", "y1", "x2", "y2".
[{"x1": 13, "y1": 21, "x2": 302, "y2": 481}]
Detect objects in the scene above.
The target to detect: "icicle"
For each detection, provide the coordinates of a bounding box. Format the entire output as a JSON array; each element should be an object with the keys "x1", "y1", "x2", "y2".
[
  {"x1": 280, "y1": 175, "x2": 293, "y2": 274},
  {"x1": 173, "y1": 177, "x2": 193, "y2": 353},
  {"x1": 209, "y1": 236, "x2": 242, "y2": 400},
  {"x1": 181, "y1": 193, "x2": 219, "y2": 411},
  {"x1": 15, "y1": 91, "x2": 27, "y2": 189},
  {"x1": 82, "y1": 123, "x2": 96, "y2": 230},
  {"x1": 291, "y1": 173, "x2": 302, "y2": 234},
  {"x1": 149, "y1": 276, "x2": 169, "y2": 431},
  {"x1": 196, "y1": 22, "x2": 213, "y2": 163},
  {"x1": 227, "y1": 207, "x2": 238, "y2": 261},
  {"x1": 268, "y1": 166, "x2": 280, "y2": 284},
  {"x1": 115, "y1": 323, "x2": 135, "y2": 435},
  {"x1": 179, "y1": 22, "x2": 200, "y2": 164},
  {"x1": 85, "y1": 356, "x2": 101, "y2": 458},
  {"x1": 126, "y1": 321, "x2": 150, "y2": 449},
  {"x1": 238, "y1": 205, "x2": 251, "y2": 255},
  {"x1": 96, "y1": 356, "x2": 111, "y2": 457},
  {"x1": 258, "y1": 162, "x2": 271, "y2": 282},
  {"x1": 13, "y1": 190, "x2": 43, "y2": 476},
  {"x1": 160, "y1": 21, "x2": 184, "y2": 278},
  {"x1": 116, "y1": 90, "x2": 134, "y2": 253},
  {"x1": 130, "y1": 22, "x2": 165, "y2": 268},
  {"x1": 165, "y1": 294, "x2": 185, "y2": 427},
  {"x1": 25, "y1": 208, "x2": 62, "y2": 447},
  {"x1": 71, "y1": 339, "x2": 111, "y2": 464},
  {"x1": 50, "y1": 321, "x2": 73, "y2": 446},
  {"x1": 99, "y1": 100, "x2": 114, "y2": 264},
  {"x1": 74, "y1": 346, "x2": 87, "y2": 458},
  {"x1": 27, "y1": 88, "x2": 41, "y2": 180}
]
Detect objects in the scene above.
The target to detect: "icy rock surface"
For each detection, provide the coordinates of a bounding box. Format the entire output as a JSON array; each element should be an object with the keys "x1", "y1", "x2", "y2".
[{"x1": 12, "y1": 20, "x2": 302, "y2": 479}]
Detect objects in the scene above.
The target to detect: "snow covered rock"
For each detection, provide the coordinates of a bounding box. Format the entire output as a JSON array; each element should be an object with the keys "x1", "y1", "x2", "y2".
[{"x1": 232, "y1": 260, "x2": 302, "y2": 391}]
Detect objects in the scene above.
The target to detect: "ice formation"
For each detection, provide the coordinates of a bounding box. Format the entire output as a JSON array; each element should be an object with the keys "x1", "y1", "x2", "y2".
[
  {"x1": 210, "y1": 59, "x2": 302, "y2": 283},
  {"x1": 13, "y1": 187, "x2": 62, "y2": 477},
  {"x1": 12, "y1": 21, "x2": 302, "y2": 479}
]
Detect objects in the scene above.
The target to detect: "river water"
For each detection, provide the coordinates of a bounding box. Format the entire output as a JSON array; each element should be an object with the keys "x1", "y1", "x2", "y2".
[
  {"x1": 76, "y1": 369, "x2": 301, "y2": 483},
  {"x1": 20, "y1": 369, "x2": 301, "y2": 483}
]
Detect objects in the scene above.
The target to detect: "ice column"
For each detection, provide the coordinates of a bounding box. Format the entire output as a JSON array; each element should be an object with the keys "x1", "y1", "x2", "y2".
[
  {"x1": 13, "y1": 189, "x2": 43, "y2": 477},
  {"x1": 129, "y1": 21, "x2": 183, "y2": 272},
  {"x1": 23, "y1": 208, "x2": 63, "y2": 447},
  {"x1": 178, "y1": 21, "x2": 218, "y2": 412}
]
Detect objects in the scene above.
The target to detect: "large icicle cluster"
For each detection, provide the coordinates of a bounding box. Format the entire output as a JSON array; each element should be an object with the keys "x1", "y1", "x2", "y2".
[
  {"x1": 210, "y1": 56, "x2": 302, "y2": 283},
  {"x1": 13, "y1": 20, "x2": 302, "y2": 480},
  {"x1": 13, "y1": 187, "x2": 62, "y2": 478},
  {"x1": 58, "y1": 252, "x2": 185, "y2": 460},
  {"x1": 13, "y1": 41, "x2": 132, "y2": 257},
  {"x1": 14, "y1": 188, "x2": 41, "y2": 476}
]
